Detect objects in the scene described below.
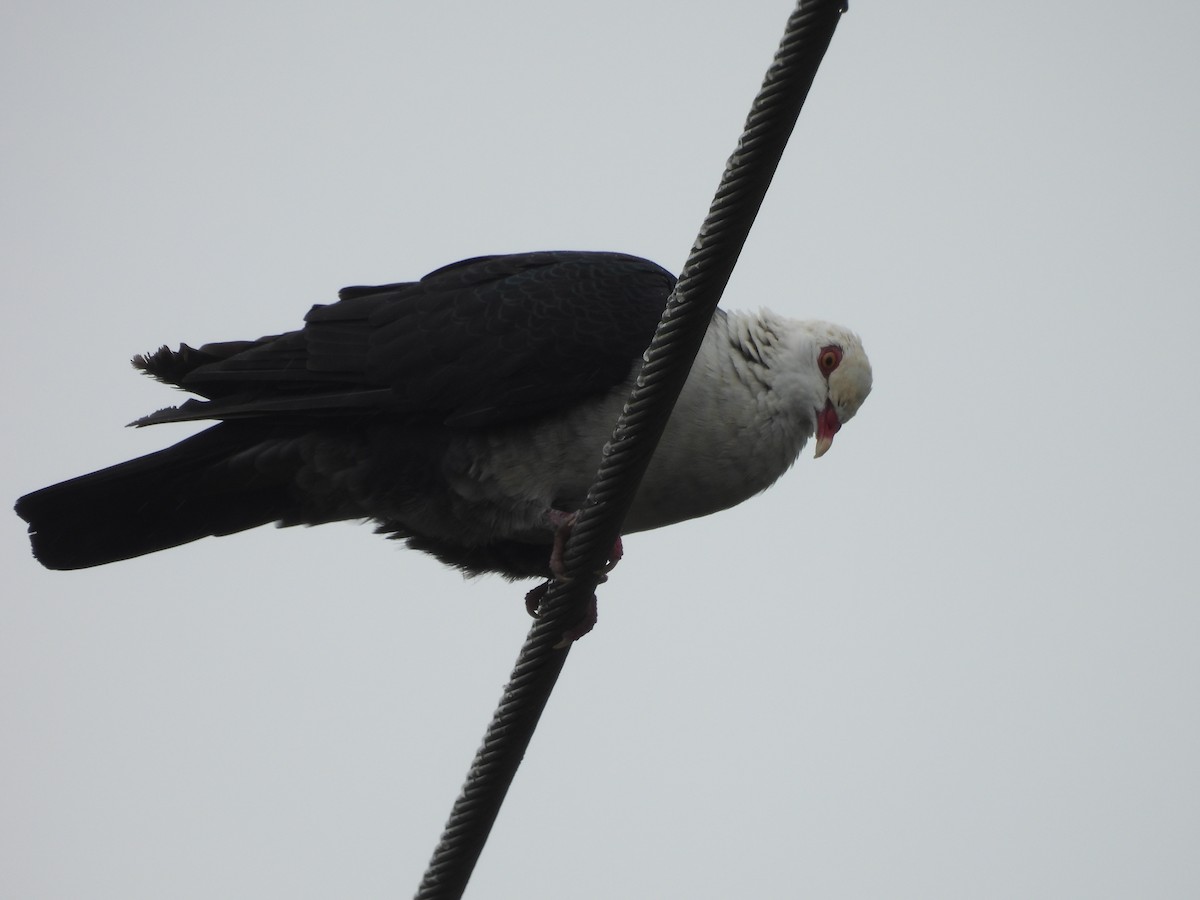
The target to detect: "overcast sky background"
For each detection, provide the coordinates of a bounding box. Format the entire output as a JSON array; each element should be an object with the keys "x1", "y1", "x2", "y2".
[{"x1": 3, "y1": 1, "x2": 1198, "y2": 897}]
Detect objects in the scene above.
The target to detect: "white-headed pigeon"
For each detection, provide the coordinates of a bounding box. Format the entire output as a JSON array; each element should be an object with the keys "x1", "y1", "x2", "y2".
[{"x1": 15, "y1": 251, "x2": 872, "y2": 582}]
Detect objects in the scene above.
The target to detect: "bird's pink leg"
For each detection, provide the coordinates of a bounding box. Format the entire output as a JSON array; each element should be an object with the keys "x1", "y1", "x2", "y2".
[
  {"x1": 546, "y1": 509, "x2": 623, "y2": 581},
  {"x1": 546, "y1": 509, "x2": 577, "y2": 582},
  {"x1": 522, "y1": 510, "x2": 622, "y2": 643}
]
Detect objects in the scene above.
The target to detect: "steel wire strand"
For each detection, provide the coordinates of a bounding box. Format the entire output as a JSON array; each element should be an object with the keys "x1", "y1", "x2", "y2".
[{"x1": 414, "y1": 3, "x2": 846, "y2": 897}]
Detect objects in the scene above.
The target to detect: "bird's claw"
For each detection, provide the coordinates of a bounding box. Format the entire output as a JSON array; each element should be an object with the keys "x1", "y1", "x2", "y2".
[
  {"x1": 524, "y1": 581, "x2": 549, "y2": 618},
  {"x1": 523, "y1": 511, "x2": 621, "y2": 643},
  {"x1": 524, "y1": 581, "x2": 599, "y2": 647},
  {"x1": 553, "y1": 595, "x2": 598, "y2": 648},
  {"x1": 547, "y1": 509, "x2": 623, "y2": 581}
]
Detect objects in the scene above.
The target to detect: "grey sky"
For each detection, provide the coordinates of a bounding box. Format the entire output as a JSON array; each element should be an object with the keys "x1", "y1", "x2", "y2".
[{"x1": 3, "y1": 1, "x2": 1198, "y2": 897}]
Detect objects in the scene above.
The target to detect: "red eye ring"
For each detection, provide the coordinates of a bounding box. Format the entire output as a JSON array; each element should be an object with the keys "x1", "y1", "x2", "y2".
[{"x1": 818, "y1": 344, "x2": 843, "y2": 376}]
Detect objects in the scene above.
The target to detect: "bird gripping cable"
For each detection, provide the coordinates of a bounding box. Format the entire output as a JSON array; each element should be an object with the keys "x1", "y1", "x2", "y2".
[{"x1": 415, "y1": 2, "x2": 848, "y2": 897}]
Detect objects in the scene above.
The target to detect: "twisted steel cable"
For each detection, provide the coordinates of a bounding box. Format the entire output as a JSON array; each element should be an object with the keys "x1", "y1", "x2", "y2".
[{"x1": 415, "y1": 2, "x2": 847, "y2": 897}]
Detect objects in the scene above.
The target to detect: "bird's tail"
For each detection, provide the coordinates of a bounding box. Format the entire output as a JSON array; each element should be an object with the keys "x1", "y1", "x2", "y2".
[{"x1": 15, "y1": 423, "x2": 298, "y2": 570}]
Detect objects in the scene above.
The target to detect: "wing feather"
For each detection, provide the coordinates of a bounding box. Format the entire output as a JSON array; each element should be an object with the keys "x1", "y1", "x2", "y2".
[{"x1": 134, "y1": 251, "x2": 673, "y2": 429}]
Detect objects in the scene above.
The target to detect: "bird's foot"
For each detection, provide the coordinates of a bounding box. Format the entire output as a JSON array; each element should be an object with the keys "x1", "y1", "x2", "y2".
[
  {"x1": 554, "y1": 595, "x2": 598, "y2": 648},
  {"x1": 522, "y1": 510, "x2": 621, "y2": 644},
  {"x1": 546, "y1": 509, "x2": 623, "y2": 581},
  {"x1": 605, "y1": 534, "x2": 624, "y2": 571},
  {"x1": 524, "y1": 581, "x2": 549, "y2": 618},
  {"x1": 523, "y1": 581, "x2": 601, "y2": 647}
]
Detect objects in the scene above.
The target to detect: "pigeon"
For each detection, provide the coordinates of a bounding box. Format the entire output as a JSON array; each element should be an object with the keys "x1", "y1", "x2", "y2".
[{"x1": 15, "y1": 251, "x2": 872, "y2": 584}]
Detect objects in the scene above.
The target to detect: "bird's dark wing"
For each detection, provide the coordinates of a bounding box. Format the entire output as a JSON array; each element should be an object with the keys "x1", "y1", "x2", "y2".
[{"x1": 134, "y1": 251, "x2": 674, "y2": 428}]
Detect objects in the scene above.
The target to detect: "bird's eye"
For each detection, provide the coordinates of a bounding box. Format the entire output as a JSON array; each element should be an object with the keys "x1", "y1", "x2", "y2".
[{"x1": 818, "y1": 345, "x2": 843, "y2": 376}]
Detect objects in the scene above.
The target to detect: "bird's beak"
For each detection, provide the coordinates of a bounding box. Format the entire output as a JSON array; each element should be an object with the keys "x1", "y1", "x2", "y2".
[{"x1": 814, "y1": 400, "x2": 841, "y2": 459}]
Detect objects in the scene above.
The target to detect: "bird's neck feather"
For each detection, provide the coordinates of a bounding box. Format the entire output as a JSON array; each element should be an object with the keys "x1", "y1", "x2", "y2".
[{"x1": 623, "y1": 310, "x2": 822, "y2": 531}]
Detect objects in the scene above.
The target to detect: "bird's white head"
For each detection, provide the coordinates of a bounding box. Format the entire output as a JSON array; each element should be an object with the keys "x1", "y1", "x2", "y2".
[
  {"x1": 808, "y1": 323, "x2": 871, "y2": 458},
  {"x1": 773, "y1": 321, "x2": 872, "y2": 459}
]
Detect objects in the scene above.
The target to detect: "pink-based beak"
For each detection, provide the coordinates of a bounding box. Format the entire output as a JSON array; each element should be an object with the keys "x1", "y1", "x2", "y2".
[{"x1": 813, "y1": 400, "x2": 841, "y2": 458}]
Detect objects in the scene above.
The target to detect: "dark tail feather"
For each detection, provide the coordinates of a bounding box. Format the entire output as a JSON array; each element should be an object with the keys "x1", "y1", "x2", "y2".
[{"x1": 15, "y1": 424, "x2": 295, "y2": 570}]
